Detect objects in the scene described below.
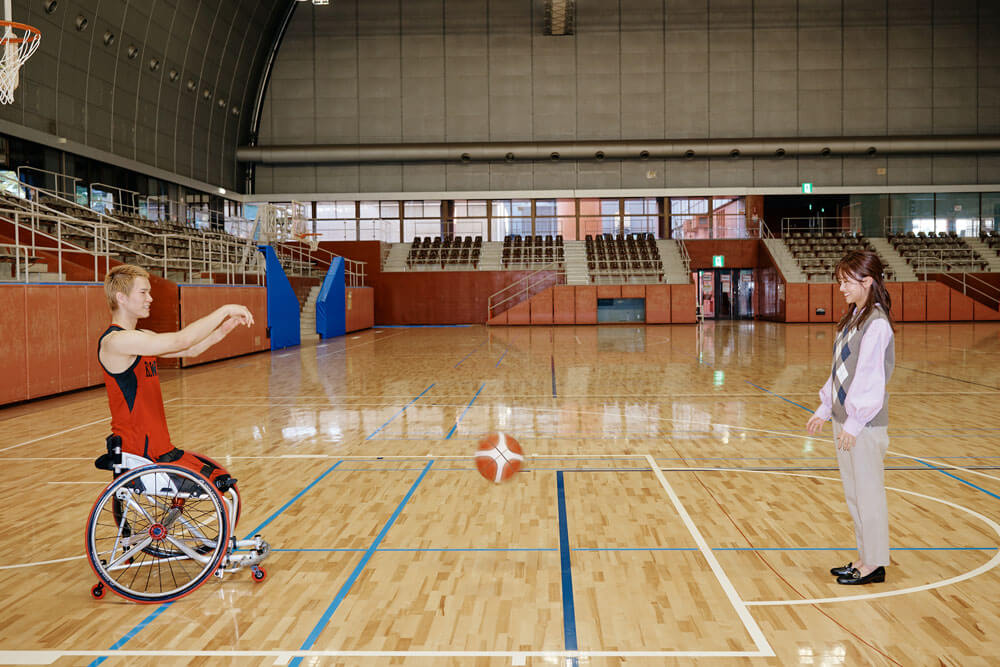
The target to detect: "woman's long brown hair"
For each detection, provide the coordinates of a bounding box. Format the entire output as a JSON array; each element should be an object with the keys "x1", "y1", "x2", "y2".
[{"x1": 834, "y1": 250, "x2": 896, "y2": 333}]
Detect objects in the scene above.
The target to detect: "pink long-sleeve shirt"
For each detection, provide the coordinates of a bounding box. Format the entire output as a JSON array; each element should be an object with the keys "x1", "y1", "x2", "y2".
[{"x1": 814, "y1": 318, "x2": 893, "y2": 436}]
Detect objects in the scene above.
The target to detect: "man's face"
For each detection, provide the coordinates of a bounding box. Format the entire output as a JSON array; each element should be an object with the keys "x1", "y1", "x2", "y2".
[{"x1": 119, "y1": 277, "x2": 153, "y2": 319}]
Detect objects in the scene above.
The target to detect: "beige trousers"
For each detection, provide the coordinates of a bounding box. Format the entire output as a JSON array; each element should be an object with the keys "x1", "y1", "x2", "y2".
[{"x1": 832, "y1": 421, "x2": 891, "y2": 568}]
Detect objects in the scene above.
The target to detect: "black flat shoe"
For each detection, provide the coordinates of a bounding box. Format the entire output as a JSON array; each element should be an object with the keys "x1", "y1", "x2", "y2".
[
  {"x1": 830, "y1": 562, "x2": 854, "y2": 576},
  {"x1": 836, "y1": 566, "x2": 886, "y2": 585}
]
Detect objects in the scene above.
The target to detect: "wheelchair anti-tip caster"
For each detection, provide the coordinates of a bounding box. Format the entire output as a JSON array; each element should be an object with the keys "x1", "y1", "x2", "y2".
[
  {"x1": 91, "y1": 582, "x2": 105, "y2": 599},
  {"x1": 251, "y1": 566, "x2": 266, "y2": 582}
]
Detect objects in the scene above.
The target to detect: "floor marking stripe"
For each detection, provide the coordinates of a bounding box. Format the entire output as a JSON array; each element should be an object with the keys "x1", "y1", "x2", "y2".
[
  {"x1": 556, "y1": 471, "x2": 578, "y2": 652},
  {"x1": 365, "y1": 383, "x2": 435, "y2": 441},
  {"x1": 292, "y1": 461, "x2": 434, "y2": 664},
  {"x1": 0, "y1": 417, "x2": 111, "y2": 454},
  {"x1": 644, "y1": 454, "x2": 774, "y2": 656},
  {"x1": 445, "y1": 383, "x2": 485, "y2": 439}
]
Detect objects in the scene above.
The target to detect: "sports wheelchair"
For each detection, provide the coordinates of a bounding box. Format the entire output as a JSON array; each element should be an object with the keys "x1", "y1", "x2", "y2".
[{"x1": 85, "y1": 435, "x2": 271, "y2": 603}]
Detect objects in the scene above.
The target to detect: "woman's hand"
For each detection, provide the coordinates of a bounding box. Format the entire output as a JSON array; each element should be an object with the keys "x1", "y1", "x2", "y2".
[
  {"x1": 837, "y1": 430, "x2": 857, "y2": 451},
  {"x1": 806, "y1": 413, "x2": 826, "y2": 435}
]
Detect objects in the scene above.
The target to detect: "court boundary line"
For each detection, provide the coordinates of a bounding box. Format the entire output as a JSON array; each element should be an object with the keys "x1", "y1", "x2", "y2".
[
  {"x1": 0, "y1": 398, "x2": 178, "y2": 454},
  {"x1": 643, "y1": 454, "x2": 775, "y2": 657},
  {"x1": 0, "y1": 649, "x2": 776, "y2": 663}
]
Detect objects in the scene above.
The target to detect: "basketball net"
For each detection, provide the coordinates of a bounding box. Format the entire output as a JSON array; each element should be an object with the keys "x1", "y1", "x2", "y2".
[{"x1": 0, "y1": 18, "x2": 40, "y2": 105}]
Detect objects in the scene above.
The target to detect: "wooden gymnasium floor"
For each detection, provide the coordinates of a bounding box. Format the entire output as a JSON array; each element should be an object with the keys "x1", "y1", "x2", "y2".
[{"x1": 1, "y1": 320, "x2": 1000, "y2": 666}]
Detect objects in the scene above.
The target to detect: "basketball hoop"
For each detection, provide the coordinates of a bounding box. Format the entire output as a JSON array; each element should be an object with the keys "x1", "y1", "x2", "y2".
[
  {"x1": 297, "y1": 232, "x2": 321, "y2": 252},
  {"x1": 0, "y1": 20, "x2": 40, "y2": 105}
]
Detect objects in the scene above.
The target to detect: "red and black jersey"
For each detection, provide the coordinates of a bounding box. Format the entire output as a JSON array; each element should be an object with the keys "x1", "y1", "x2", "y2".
[
  {"x1": 98, "y1": 325, "x2": 175, "y2": 461},
  {"x1": 97, "y1": 325, "x2": 234, "y2": 492}
]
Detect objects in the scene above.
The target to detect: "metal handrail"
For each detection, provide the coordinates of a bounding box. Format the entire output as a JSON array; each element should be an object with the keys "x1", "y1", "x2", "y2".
[
  {"x1": 3, "y1": 183, "x2": 264, "y2": 284},
  {"x1": 676, "y1": 238, "x2": 691, "y2": 276},
  {"x1": 928, "y1": 271, "x2": 1000, "y2": 310},
  {"x1": 882, "y1": 216, "x2": 985, "y2": 237},
  {"x1": 781, "y1": 216, "x2": 855, "y2": 237},
  {"x1": 91, "y1": 182, "x2": 141, "y2": 215},
  {"x1": 487, "y1": 263, "x2": 565, "y2": 318},
  {"x1": 15, "y1": 166, "x2": 81, "y2": 200},
  {"x1": 276, "y1": 239, "x2": 367, "y2": 286},
  {"x1": 0, "y1": 209, "x2": 115, "y2": 282}
]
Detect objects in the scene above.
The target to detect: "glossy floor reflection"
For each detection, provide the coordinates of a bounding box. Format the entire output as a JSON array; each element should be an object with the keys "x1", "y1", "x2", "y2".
[{"x1": 1, "y1": 321, "x2": 999, "y2": 665}]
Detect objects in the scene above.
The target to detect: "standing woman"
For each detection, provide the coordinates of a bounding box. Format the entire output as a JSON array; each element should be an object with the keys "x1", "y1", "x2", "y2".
[{"x1": 806, "y1": 250, "x2": 895, "y2": 585}]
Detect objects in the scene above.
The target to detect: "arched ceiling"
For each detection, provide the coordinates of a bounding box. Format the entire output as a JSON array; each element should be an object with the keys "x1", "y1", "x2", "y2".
[{"x1": 0, "y1": 0, "x2": 294, "y2": 191}]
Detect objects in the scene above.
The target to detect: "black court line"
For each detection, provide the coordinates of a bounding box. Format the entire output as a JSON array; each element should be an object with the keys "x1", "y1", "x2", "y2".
[{"x1": 894, "y1": 364, "x2": 1000, "y2": 391}]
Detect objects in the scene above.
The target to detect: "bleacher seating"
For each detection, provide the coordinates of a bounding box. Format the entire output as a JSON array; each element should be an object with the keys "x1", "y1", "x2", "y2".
[
  {"x1": 585, "y1": 232, "x2": 662, "y2": 283},
  {"x1": 980, "y1": 230, "x2": 1000, "y2": 254},
  {"x1": 784, "y1": 230, "x2": 895, "y2": 282},
  {"x1": 889, "y1": 231, "x2": 987, "y2": 273},
  {"x1": 406, "y1": 235, "x2": 482, "y2": 269},
  {"x1": 501, "y1": 234, "x2": 564, "y2": 268},
  {"x1": 1, "y1": 193, "x2": 278, "y2": 280}
]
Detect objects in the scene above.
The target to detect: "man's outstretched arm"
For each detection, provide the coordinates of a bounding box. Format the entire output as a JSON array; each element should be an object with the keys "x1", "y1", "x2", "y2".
[{"x1": 105, "y1": 305, "x2": 254, "y2": 358}]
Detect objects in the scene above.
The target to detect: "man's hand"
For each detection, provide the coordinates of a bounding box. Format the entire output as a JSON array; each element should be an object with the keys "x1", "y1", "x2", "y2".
[{"x1": 224, "y1": 304, "x2": 254, "y2": 326}]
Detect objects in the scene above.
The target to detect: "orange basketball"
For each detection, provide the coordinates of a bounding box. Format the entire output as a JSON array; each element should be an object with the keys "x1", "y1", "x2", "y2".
[{"x1": 475, "y1": 433, "x2": 524, "y2": 483}]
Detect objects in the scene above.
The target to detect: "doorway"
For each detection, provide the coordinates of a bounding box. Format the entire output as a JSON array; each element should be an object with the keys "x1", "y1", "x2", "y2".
[{"x1": 696, "y1": 269, "x2": 755, "y2": 320}]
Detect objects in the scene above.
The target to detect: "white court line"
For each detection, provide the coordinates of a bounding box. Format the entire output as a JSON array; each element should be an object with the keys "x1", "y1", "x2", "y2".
[
  {"x1": 888, "y1": 449, "x2": 1000, "y2": 485},
  {"x1": 655, "y1": 465, "x2": 1000, "y2": 607},
  {"x1": 0, "y1": 398, "x2": 179, "y2": 455},
  {"x1": 0, "y1": 555, "x2": 85, "y2": 571},
  {"x1": 0, "y1": 649, "x2": 774, "y2": 664},
  {"x1": 0, "y1": 417, "x2": 110, "y2": 454},
  {"x1": 45, "y1": 481, "x2": 105, "y2": 484},
  {"x1": 644, "y1": 454, "x2": 775, "y2": 657}
]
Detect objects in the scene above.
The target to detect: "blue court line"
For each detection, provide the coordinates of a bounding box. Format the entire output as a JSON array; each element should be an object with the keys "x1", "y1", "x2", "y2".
[
  {"x1": 748, "y1": 381, "x2": 1000, "y2": 502},
  {"x1": 291, "y1": 460, "x2": 434, "y2": 665},
  {"x1": 745, "y1": 380, "x2": 813, "y2": 412},
  {"x1": 495, "y1": 348, "x2": 508, "y2": 367},
  {"x1": 556, "y1": 471, "x2": 578, "y2": 654},
  {"x1": 454, "y1": 340, "x2": 487, "y2": 368},
  {"x1": 915, "y1": 459, "x2": 1000, "y2": 501},
  {"x1": 269, "y1": 545, "x2": 995, "y2": 553},
  {"x1": 551, "y1": 355, "x2": 557, "y2": 397},
  {"x1": 89, "y1": 460, "x2": 346, "y2": 667},
  {"x1": 365, "y1": 383, "x2": 435, "y2": 440},
  {"x1": 445, "y1": 382, "x2": 485, "y2": 439}
]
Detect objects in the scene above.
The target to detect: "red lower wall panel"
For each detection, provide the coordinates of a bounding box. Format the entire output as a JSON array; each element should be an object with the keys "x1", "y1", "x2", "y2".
[
  {"x1": 178, "y1": 286, "x2": 269, "y2": 367},
  {"x1": 670, "y1": 284, "x2": 697, "y2": 323},
  {"x1": 508, "y1": 300, "x2": 531, "y2": 325},
  {"x1": 346, "y1": 287, "x2": 374, "y2": 332},
  {"x1": 621, "y1": 285, "x2": 645, "y2": 299},
  {"x1": 597, "y1": 285, "x2": 621, "y2": 299},
  {"x1": 950, "y1": 289, "x2": 975, "y2": 320},
  {"x1": 785, "y1": 284, "x2": 809, "y2": 322},
  {"x1": 974, "y1": 301, "x2": 1000, "y2": 321},
  {"x1": 553, "y1": 285, "x2": 575, "y2": 324},
  {"x1": 925, "y1": 282, "x2": 951, "y2": 321},
  {"x1": 885, "y1": 282, "x2": 903, "y2": 321},
  {"x1": 487, "y1": 311, "x2": 508, "y2": 325},
  {"x1": 530, "y1": 287, "x2": 554, "y2": 324},
  {"x1": 575, "y1": 286, "x2": 597, "y2": 324},
  {"x1": 58, "y1": 286, "x2": 91, "y2": 393},
  {"x1": 831, "y1": 288, "x2": 848, "y2": 322},
  {"x1": 0, "y1": 286, "x2": 28, "y2": 404},
  {"x1": 645, "y1": 284, "x2": 671, "y2": 323},
  {"x1": 902, "y1": 282, "x2": 927, "y2": 321},
  {"x1": 808, "y1": 284, "x2": 833, "y2": 322},
  {"x1": 26, "y1": 286, "x2": 62, "y2": 399}
]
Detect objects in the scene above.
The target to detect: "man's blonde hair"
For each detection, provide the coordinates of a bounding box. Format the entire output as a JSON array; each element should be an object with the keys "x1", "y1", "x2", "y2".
[{"x1": 104, "y1": 264, "x2": 150, "y2": 311}]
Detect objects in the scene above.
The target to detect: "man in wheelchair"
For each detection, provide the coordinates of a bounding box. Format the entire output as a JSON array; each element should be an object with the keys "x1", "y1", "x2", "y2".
[{"x1": 86, "y1": 264, "x2": 269, "y2": 602}]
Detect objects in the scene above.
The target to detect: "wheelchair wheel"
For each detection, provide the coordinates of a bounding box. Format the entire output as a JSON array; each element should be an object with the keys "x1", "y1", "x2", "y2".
[{"x1": 86, "y1": 464, "x2": 230, "y2": 603}]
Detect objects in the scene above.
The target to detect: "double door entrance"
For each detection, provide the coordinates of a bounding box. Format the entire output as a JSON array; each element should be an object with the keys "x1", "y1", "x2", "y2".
[{"x1": 696, "y1": 269, "x2": 755, "y2": 319}]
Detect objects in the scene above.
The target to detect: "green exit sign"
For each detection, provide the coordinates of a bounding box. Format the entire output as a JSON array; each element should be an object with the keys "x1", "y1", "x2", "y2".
[
  {"x1": 802, "y1": 182, "x2": 813, "y2": 193},
  {"x1": 712, "y1": 255, "x2": 724, "y2": 267}
]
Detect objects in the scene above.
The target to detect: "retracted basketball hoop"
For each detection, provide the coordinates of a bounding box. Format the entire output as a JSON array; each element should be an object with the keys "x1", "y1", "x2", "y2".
[{"x1": 0, "y1": 11, "x2": 40, "y2": 105}]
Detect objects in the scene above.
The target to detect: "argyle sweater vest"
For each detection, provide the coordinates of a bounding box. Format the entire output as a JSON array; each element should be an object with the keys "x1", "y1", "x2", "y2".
[{"x1": 829, "y1": 305, "x2": 894, "y2": 427}]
